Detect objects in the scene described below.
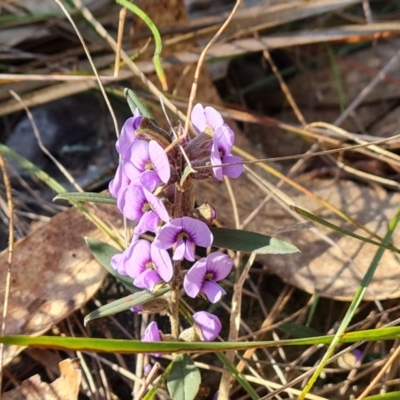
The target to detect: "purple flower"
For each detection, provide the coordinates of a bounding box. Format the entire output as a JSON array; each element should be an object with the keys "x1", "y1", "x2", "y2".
[
  {"x1": 184, "y1": 252, "x2": 232, "y2": 303},
  {"x1": 142, "y1": 321, "x2": 162, "y2": 357},
  {"x1": 211, "y1": 125, "x2": 243, "y2": 180},
  {"x1": 109, "y1": 161, "x2": 131, "y2": 198},
  {"x1": 191, "y1": 103, "x2": 224, "y2": 135},
  {"x1": 123, "y1": 240, "x2": 173, "y2": 291},
  {"x1": 124, "y1": 140, "x2": 170, "y2": 186},
  {"x1": 153, "y1": 217, "x2": 213, "y2": 261},
  {"x1": 193, "y1": 311, "x2": 221, "y2": 341},
  {"x1": 110, "y1": 251, "x2": 128, "y2": 276},
  {"x1": 117, "y1": 184, "x2": 169, "y2": 233},
  {"x1": 115, "y1": 109, "x2": 144, "y2": 157}
]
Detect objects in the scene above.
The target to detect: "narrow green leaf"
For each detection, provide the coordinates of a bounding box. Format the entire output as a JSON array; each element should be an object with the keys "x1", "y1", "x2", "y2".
[
  {"x1": 279, "y1": 323, "x2": 322, "y2": 338},
  {"x1": 292, "y1": 206, "x2": 400, "y2": 254},
  {"x1": 217, "y1": 353, "x2": 259, "y2": 400},
  {"x1": 211, "y1": 227, "x2": 298, "y2": 254},
  {"x1": 167, "y1": 354, "x2": 201, "y2": 400},
  {"x1": 55, "y1": 192, "x2": 117, "y2": 205},
  {"x1": 84, "y1": 286, "x2": 170, "y2": 325},
  {"x1": 2, "y1": 326, "x2": 400, "y2": 354},
  {"x1": 85, "y1": 237, "x2": 137, "y2": 293},
  {"x1": 124, "y1": 88, "x2": 154, "y2": 120}
]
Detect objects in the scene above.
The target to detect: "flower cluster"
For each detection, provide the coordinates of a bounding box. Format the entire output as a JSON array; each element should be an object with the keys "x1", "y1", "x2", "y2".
[{"x1": 109, "y1": 104, "x2": 243, "y2": 350}]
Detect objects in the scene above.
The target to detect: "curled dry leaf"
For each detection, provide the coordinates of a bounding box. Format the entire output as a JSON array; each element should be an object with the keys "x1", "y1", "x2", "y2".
[
  {"x1": 0, "y1": 204, "x2": 124, "y2": 365},
  {"x1": 2, "y1": 358, "x2": 81, "y2": 400}
]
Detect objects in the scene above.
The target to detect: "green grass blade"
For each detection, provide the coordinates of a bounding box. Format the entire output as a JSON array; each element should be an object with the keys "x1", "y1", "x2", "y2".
[
  {"x1": 298, "y1": 205, "x2": 400, "y2": 399},
  {"x1": 116, "y1": 0, "x2": 167, "y2": 90},
  {"x1": 292, "y1": 206, "x2": 400, "y2": 254},
  {"x1": 2, "y1": 326, "x2": 400, "y2": 354}
]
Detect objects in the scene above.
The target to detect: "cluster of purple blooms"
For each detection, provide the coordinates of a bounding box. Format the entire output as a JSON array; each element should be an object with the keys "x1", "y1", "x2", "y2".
[{"x1": 109, "y1": 104, "x2": 243, "y2": 349}]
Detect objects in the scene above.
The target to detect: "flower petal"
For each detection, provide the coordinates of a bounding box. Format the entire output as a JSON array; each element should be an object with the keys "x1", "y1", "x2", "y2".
[
  {"x1": 124, "y1": 239, "x2": 151, "y2": 279},
  {"x1": 221, "y1": 155, "x2": 244, "y2": 179},
  {"x1": 210, "y1": 142, "x2": 223, "y2": 180},
  {"x1": 181, "y1": 217, "x2": 213, "y2": 247},
  {"x1": 149, "y1": 141, "x2": 170, "y2": 184},
  {"x1": 206, "y1": 252, "x2": 233, "y2": 281},
  {"x1": 135, "y1": 211, "x2": 159, "y2": 234},
  {"x1": 134, "y1": 269, "x2": 161, "y2": 291},
  {"x1": 214, "y1": 125, "x2": 234, "y2": 156},
  {"x1": 151, "y1": 244, "x2": 173, "y2": 283},
  {"x1": 184, "y1": 240, "x2": 195, "y2": 262},
  {"x1": 201, "y1": 280, "x2": 226, "y2": 303},
  {"x1": 115, "y1": 113, "x2": 143, "y2": 156},
  {"x1": 193, "y1": 312, "x2": 221, "y2": 341},
  {"x1": 127, "y1": 140, "x2": 150, "y2": 173},
  {"x1": 183, "y1": 258, "x2": 207, "y2": 298},
  {"x1": 173, "y1": 237, "x2": 186, "y2": 261},
  {"x1": 204, "y1": 106, "x2": 224, "y2": 131},
  {"x1": 138, "y1": 170, "x2": 162, "y2": 192},
  {"x1": 142, "y1": 321, "x2": 162, "y2": 357},
  {"x1": 153, "y1": 219, "x2": 182, "y2": 250},
  {"x1": 191, "y1": 103, "x2": 207, "y2": 133},
  {"x1": 109, "y1": 163, "x2": 130, "y2": 198},
  {"x1": 144, "y1": 188, "x2": 169, "y2": 223},
  {"x1": 110, "y1": 252, "x2": 127, "y2": 275},
  {"x1": 118, "y1": 184, "x2": 145, "y2": 221}
]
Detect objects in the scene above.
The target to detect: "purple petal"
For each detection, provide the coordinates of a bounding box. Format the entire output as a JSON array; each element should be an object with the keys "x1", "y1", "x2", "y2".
[
  {"x1": 204, "y1": 107, "x2": 224, "y2": 131},
  {"x1": 153, "y1": 219, "x2": 182, "y2": 250},
  {"x1": 183, "y1": 258, "x2": 207, "y2": 298},
  {"x1": 193, "y1": 312, "x2": 221, "y2": 341},
  {"x1": 210, "y1": 142, "x2": 223, "y2": 180},
  {"x1": 191, "y1": 103, "x2": 207, "y2": 134},
  {"x1": 142, "y1": 321, "x2": 162, "y2": 357},
  {"x1": 206, "y1": 252, "x2": 233, "y2": 281},
  {"x1": 149, "y1": 141, "x2": 170, "y2": 184},
  {"x1": 110, "y1": 252, "x2": 127, "y2": 275},
  {"x1": 124, "y1": 239, "x2": 151, "y2": 279},
  {"x1": 144, "y1": 188, "x2": 169, "y2": 223},
  {"x1": 135, "y1": 211, "x2": 160, "y2": 234},
  {"x1": 127, "y1": 140, "x2": 150, "y2": 173},
  {"x1": 201, "y1": 280, "x2": 226, "y2": 303},
  {"x1": 118, "y1": 184, "x2": 146, "y2": 221},
  {"x1": 173, "y1": 237, "x2": 186, "y2": 261},
  {"x1": 184, "y1": 239, "x2": 195, "y2": 262},
  {"x1": 139, "y1": 170, "x2": 162, "y2": 192},
  {"x1": 109, "y1": 163, "x2": 130, "y2": 198},
  {"x1": 214, "y1": 125, "x2": 234, "y2": 156},
  {"x1": 134, "y1": 269, "x2": 162, "y2": 291},
  {"x1": 181, "y1": 217, "x2": 213, "y2": 247},
  {"x1": 151, "y1": 244, "x2": 173, "y2": 283},
  {"x1": 116, "y1": 113, "x2": 143, "y2": 156},
  {"x1": 221, "y1": 155, "x2": 244, "y2": 179},
  {"x1": 130, "y1": 305, "x2": 142, "y2": 312}
]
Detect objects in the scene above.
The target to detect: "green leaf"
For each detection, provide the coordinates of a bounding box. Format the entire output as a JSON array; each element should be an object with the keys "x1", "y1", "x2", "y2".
[
  {"x1": 167, "y1": 354, "x2": 201, "y2": 400},
  {"x1": 84, "y1": 286, "x2": 170, "y2": 325},
  {"x1": 124, "y1": 88, "x2": 154, "y2": 120},
  {"x1": 85, "y1": 238, "x2": 137, "y2": 293},
  {"x1": 279, "y1": 323, "x2": 322, "y2": 338},
  {"x1": 2, "y1": 326, "x2": 400, "y2": 354},
  {"x1": 211, "y1": 227, "x2": 298, "y2": 254},
  {"x1": 55, "y1": 192, "x2": 117, "y2": 205}
]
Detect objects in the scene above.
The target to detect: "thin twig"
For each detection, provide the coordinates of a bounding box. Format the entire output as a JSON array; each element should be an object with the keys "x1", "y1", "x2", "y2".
[
  {"x1": 0, "y1": 153, "x2": 14, "y2": 394},
  {"x1": 183, "y1": 0, "x2": 242, "y2": 140},
  {"x1": 53, "y1": 0, "x2": 119, "y2": 138}
]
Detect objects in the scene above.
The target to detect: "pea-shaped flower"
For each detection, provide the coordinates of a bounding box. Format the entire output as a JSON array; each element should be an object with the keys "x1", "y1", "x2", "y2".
[
  {"x1": 184, "y1": 252, "x2": 232, "y2": 303},
  {"x1": 153, "y1": 217, "x2": 213, "y2": 261},
  {"x1": 193, "y1": 311, "x2": 221, "y2": 341},
  {"x1": 141, "y1": 321, "x2": 162, "y2": 357}
]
